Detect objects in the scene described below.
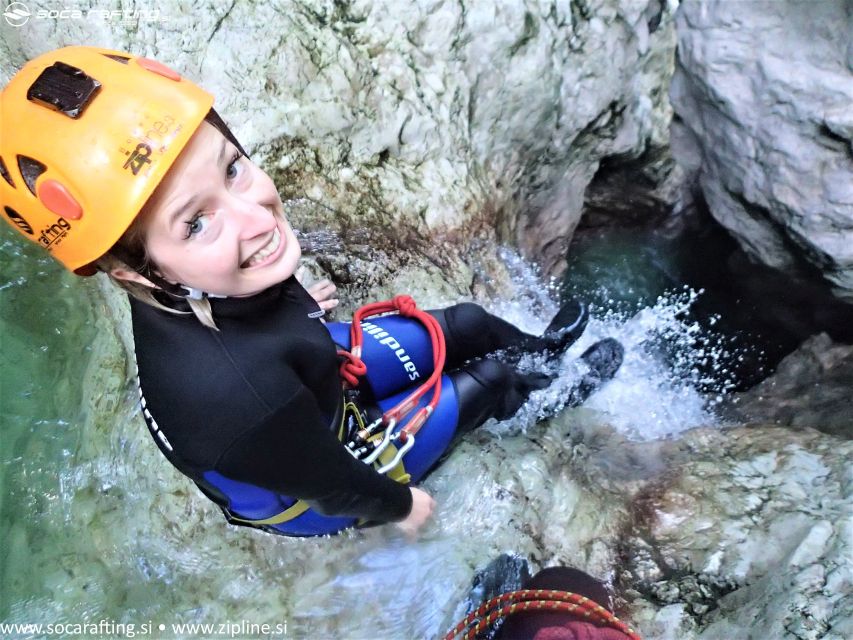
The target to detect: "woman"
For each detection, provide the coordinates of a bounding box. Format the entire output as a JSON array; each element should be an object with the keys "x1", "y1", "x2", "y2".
[{"x1": 0, "y1": 46, "x2": 623, "y2": 538}]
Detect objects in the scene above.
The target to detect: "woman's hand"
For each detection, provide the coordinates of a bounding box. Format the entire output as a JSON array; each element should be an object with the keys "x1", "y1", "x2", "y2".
[
  {"x1": 296, "y1": 266, "x2": 339, "y2": 311},
  {"x1": 395, "y1": 487, "x2": 436, "y2": 540}
]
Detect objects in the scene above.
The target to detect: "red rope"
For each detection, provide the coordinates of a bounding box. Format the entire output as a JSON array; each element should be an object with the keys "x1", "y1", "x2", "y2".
[
  {"x1": 443, "y1": 589, "x2": 641, "y2": 640},
  {"x1": 338, "y1": 295, "x2": 446, "y2": 440},
  {"x1": 337, "y1": 349, "x2": 366, "y2": 387}
]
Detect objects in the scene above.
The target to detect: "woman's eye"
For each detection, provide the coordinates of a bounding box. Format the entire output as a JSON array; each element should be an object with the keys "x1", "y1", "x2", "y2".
[
  {"x1": 226, "y1": 152, "x2": 243, "y2": 180},
  {"x1": 184, "y1": 213, "x2": 208, "y2": 239}
]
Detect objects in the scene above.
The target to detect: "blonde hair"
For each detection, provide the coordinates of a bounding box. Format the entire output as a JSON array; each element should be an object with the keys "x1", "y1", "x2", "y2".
[{"x1": 95, "y1": 216, "x2": 218, "y2": 330}]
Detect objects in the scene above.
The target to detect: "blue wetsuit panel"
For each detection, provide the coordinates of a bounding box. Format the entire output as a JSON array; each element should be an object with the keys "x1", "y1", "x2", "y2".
[
  {"x1": 325, "y1": 318, "x2": 435, "y2": 399},
  {"x1": 203, "y1": 469, "x2": 357, "y2": 536},
  {"x1": 202, "y1": 471, "x2": 295, "y2": 520},
  {"x1": 374, "y1": 373, "x2": 459, "y2": 481}
]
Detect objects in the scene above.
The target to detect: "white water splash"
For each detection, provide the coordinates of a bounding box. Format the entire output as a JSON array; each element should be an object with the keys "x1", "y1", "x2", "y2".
[{"x1": 485, "y1": 250, "x2": 737, "y2": 441}]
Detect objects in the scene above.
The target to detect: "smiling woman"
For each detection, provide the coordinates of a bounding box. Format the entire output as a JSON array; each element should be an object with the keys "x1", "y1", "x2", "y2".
[
  {"x1": 105, "y1": 120, "x2": 304, "y2": 327},
  {"x1": 0, "y1": 46, "x2": 622, "y2": 539}
]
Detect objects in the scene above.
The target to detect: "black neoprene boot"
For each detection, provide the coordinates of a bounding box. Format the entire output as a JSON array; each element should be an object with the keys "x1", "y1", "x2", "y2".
[
  {"x1": 541, "y1": 299, "x2": 589, "y2": 353},
  {"x1": 565, "y1": 337, "x2": 624, "y2": 407},
  {"x1": 500, "y1": 298, "x2": 589, "y2": 365}
]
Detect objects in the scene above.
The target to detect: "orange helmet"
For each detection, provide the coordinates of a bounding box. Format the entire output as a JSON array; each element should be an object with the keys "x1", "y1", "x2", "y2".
[{"x1": 0, "y1": 46, "x2": 215, "y2": 275}]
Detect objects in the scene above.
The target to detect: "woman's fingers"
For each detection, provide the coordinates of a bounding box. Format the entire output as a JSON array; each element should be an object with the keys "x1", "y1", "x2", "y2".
[
  {"x1": 396, "y1": 488, "x2": 436, "y2": 541},
  {"x1": 308, "y1": 279, "x2": 336, "y2": 297},
  {"x1": 303, "y1": 279, "x2": 338, "y2": 312},
  {"x1": 317, "y1": 298, "x2": 339, "y2": 310}
]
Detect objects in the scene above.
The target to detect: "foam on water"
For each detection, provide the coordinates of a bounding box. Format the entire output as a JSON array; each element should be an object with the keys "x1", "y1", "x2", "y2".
[{"x1": 486, "y1": 249, "x2": 738, "y2": 440}]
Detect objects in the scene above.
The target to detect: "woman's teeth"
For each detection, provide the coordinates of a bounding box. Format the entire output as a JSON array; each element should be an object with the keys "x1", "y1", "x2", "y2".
[{"x1": 243, "y1": 229, "x2": 281, "y2": 268}]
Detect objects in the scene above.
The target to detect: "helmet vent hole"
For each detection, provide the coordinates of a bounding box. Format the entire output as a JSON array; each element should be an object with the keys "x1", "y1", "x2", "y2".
[
  {"x1": 4, "y1": 207, "x2": 35, "y2": 235},
  {"x1": 17, "y1": 156, "x2": 47, "y2": 196},
  {"x1": 101, "y1": 54, "x2": 131, "y2": 64},
  {"x1": 0, "y1": 156, "x2": 14, "y2": 187}
]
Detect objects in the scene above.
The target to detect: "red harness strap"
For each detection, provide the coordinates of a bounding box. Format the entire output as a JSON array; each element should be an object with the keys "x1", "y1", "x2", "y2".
[{"x1": 338, "y1": 295, "x2": 446, "y2": 441}]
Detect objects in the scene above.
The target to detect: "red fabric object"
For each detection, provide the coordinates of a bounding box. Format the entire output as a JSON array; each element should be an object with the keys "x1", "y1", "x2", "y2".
[
  {"x1": 533, "y1": 621, "x2": 631, "y2": 640},
  {"x1": 495, "y1": 568, "x2": 639, "y2": 640}
]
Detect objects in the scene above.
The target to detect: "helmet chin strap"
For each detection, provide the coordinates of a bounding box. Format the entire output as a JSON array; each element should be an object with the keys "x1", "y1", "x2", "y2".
[
  {"x1": 108, "y1": 244, "x2": 228, "y2": 300},
  {"x1": 182, "y1": 286, "x2": 228, "y2": 300}
]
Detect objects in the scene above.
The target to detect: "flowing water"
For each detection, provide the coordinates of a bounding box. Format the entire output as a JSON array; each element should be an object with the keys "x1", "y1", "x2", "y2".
[{"x1": 0, "y1": 212, "x2": 840, "y2": 638}]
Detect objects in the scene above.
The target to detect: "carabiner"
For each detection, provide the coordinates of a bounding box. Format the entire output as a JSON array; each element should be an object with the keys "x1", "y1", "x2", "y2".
[
  {"x1": 361, "y1": 418, "x2": 397, "y2": 465},
  {"x1": 376, "y1": 434, "x2": 415, "y2": 474}
]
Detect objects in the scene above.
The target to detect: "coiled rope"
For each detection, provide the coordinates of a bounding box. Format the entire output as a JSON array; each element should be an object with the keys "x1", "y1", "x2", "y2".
[{"x1": 444, "y1": 589, "x2": 641, "y2": 640}]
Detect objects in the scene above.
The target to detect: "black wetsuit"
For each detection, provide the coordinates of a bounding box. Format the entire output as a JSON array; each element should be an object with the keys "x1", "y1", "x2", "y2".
[{"x1": 131, "y1": 276, "x2": 569, "y2": 532}]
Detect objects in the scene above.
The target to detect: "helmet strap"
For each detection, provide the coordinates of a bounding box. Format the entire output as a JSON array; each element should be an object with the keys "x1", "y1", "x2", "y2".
[{"x1": 108, "y1": 244, "x2": 214, "y2": 299}]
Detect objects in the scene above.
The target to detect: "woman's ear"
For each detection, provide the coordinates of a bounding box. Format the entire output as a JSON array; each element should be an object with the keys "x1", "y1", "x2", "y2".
[{"x1": 110, "y1": 266, "x2": 157, "y2": 288}]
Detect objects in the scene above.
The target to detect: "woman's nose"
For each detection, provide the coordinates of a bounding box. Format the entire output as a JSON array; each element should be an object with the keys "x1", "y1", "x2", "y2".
[{"x1": 226, "y1": 197, "x2": 273, "y2": 239}]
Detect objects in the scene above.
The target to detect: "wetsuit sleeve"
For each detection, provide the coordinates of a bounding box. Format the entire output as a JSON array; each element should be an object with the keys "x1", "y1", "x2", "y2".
[{"x1": 214, "y1": 386, "x2": 413, "y2": 523}]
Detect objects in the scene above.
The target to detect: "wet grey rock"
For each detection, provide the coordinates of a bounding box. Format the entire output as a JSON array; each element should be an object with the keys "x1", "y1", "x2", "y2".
[
  {"x1": 724, "y1": 333, "x2": 853, "y2": 440},
  {"x1": 670, "y1": 0, "x2": 853, "y2": 302},
  {"x1": 610, "y1": 425, "x2": 853, "y2": 640}
]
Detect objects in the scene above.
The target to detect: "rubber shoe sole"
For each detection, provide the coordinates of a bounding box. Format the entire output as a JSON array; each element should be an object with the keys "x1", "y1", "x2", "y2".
[
  {"x1": 565, "y1": 337, "x2": 625, "y2": 407},
  {"x1": 543, "y1": 299, "x2": 589, "y2": 353}
]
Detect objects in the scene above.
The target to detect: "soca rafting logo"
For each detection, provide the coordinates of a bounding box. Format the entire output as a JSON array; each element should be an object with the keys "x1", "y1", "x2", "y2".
[
  {"x1": 3, "y1": 2, "x2": 30, "y2": 26},
  {"x1": 361, "y1": 321, "x2": 421, "y2": 381},
  {"x1": 38, "y1": 217, "x2": 72, "y2": 250},
  {"x1": 3, "y1": 3, "x2": 164, "y2": 27}
]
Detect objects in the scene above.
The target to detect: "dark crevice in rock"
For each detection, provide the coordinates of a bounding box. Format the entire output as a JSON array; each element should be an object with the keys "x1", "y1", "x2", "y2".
[
  {"x1": 578, "y1": 145, "x2": 676, "y2": 230},
  {"x1": 208, "y1": 0, "x2": 237, "y2": 45},
  {"x1": 509, "y1": 12, "x2": 539, "y2": 57},
  {"x1": 817, "y1": 123, "x2": 853, "y2": 161},
  {"x1": 646, "y1": 0, "x2": 665, "y2": 34},
  {"x1": 574, "y1": 101, "x2": 628, "y2": 149},
  {"x1": 727, "y1": 190, "x2": 841, "y2": 281},
  {"x1": 570, "y1": 0, "x2": 593, "y2": 23},
  {"x1": 818, "y1": 123, "x2": 849, "y2": 148}
]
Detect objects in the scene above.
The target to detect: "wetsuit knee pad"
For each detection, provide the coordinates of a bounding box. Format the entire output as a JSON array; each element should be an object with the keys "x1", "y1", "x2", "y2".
[{"x1": 439, "y1": 302, "x2": 493, "y2": 354}]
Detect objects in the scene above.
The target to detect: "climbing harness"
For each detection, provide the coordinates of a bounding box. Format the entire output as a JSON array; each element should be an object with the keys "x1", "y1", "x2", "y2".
[
  {"x1": 337, "y1": 294, "x2": 446, "y2": 475},
  {"x1": 443, "y1": 589, "x2": 642, "y2": 640}
]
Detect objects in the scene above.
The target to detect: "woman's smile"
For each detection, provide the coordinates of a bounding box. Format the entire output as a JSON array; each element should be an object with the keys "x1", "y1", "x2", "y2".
[{"x1": 241, "y1": 226, "x2": 284, "y2": 269}]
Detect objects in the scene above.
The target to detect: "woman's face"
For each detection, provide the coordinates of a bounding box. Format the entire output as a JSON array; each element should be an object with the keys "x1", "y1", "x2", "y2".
[{"x1": 138, "y1": 121, "x2": 301, "y2": 297}]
